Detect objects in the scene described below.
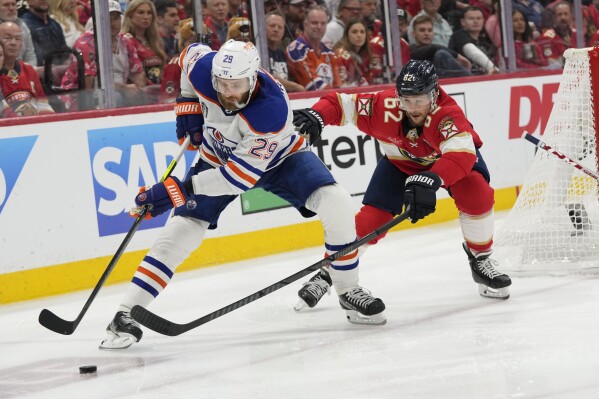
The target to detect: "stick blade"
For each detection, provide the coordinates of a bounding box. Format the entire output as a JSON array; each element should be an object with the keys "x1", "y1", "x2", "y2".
[
  {"x1": 38, "y1": 309, "x2": 77, "y2": 335},
  {"x1": 131, "y1": 305, "x2": 183, "y2": 336}
]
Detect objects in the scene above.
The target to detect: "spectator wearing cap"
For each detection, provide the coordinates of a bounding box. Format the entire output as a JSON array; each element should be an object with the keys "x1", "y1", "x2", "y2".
[
  {"x1": 286, "y1": 5, "x2": 341, "y2": 90},
  {"x1": 282, "y1": 0, "x2": 309, "y2": 41},
  {"x1": 21, "y1": 0, "x2": 69, "y2": 67},
  {"x1": 61, "y1": 0, "x2": 146, "y2": 109},
  {"x1": 155, "y1": 0, "x2": 180, "y2": 58},
  {"x1": 323, "y1": 0, "x2": 361, "y2": 48},
  {"x1": 204, "y1": 0, "x2": 229, "y2": 50},
  {"x1": 0, "y1": 0, "x2": 37, "y2": 65},
  {"x1": 407, "y1": 0, "x2": 453, "y2": 47},
  {"x1": 265, "y1": 11, "x2": 305, "y2": 92},
  {"x1": 397, "y1": 7, "x2": 409, "y2": 39}
]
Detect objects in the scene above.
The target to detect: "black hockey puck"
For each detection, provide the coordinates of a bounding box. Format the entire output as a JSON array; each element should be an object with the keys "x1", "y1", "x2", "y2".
[{"x1": 79, "y1": 365, "x2": 97, "y2": 374}]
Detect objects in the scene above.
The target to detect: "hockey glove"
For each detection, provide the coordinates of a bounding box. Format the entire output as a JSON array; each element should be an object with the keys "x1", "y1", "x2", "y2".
[
  {"x1": 132, "y1": 177, "x2": 192, "y2": 219},
  {"x1": 293, "y1": 108, "x2": 325, "y2": 144},
  {"x1": 175, "y1": 97, "x2": 204, "y2": 150},
  {"x1": 404, "y1": 171, "x2": 442, "y2": 224}
]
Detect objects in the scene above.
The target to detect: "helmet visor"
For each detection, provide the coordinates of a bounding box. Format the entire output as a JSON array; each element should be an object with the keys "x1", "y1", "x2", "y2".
[
  {"x1": 213, "y1": 77, "x2": 251, "y2": 95},
  {"x1": 398, "y1": 93, "x2": 433, "y2": 111}
]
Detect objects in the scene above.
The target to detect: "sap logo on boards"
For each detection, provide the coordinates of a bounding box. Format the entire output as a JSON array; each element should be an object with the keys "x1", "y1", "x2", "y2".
[
  {"x1": 0, "y1": 135, "x2": 38, "y2": 214},
  {"x1": 509, "y1": 83, "x2": 560, "y2": 139},
  {"x1": 88, "y1": 123, "x2": 197, "y2": 237}
]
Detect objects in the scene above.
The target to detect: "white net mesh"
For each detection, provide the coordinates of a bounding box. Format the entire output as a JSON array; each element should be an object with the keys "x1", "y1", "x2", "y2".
[{"x1": 494, "y1": 47, "x2": 599, "y2": 275}]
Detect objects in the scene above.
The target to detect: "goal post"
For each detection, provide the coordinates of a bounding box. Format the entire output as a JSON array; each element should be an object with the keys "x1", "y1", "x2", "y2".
[{"x1": 494, "y1": 47, "x2": 599, "y2": 275}]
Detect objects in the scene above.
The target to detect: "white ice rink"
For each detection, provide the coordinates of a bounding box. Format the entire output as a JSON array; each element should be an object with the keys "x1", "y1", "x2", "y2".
[{"x1": 2, "y1": 215, "x2": 599, "y2": 399}]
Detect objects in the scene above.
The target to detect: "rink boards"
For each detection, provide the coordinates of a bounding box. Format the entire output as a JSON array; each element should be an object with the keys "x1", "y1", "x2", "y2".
[{"x1": 0, "y1": 71, "x2": 561, "y2": 303}]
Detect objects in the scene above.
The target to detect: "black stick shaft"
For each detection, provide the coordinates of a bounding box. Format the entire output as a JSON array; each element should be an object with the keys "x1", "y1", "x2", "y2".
[
  {"x1": 131, "y1": 209, "x2": 411, "y2": 336},
  {"x1": 39, "y1": 137, "x2": 191, "y2": 335}
]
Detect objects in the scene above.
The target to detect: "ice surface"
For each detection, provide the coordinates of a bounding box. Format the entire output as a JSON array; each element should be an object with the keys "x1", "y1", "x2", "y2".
[{"x1": 1, "y1": 215, "x2": 599, "y2": 398}]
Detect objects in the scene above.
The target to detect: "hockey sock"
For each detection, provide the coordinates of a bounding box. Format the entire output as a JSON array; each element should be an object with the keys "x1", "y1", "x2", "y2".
[{"x1": 355, "y1": 205, "x2": 394, "y2": 245}]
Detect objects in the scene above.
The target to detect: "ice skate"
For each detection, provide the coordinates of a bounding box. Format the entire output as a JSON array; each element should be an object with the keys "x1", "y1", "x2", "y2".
[
  {"x1": 294, "y1": 269, "x2": 332, "y2": 311},
  {"x1": 339, "y1": 286, "x2": 386, "y2": 325},
  {"x1": 99, "y1": 311, "x2": 143, "y2": 350},
  {"x1": 463, "y1": 243, "x2": 511, "y2": 300}
]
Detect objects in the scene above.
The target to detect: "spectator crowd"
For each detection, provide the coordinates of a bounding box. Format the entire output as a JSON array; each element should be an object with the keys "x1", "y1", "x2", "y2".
[{"x1": 0, "y1": 0, "x2": 596, "y2": 117}]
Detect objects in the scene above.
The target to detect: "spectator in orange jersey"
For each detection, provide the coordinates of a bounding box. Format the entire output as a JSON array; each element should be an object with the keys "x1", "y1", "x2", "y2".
[
  {"x1": 333, "y1": 19, "x2": 371, "y2": 86},
  {"x1": 535, "y1": 1, "x2": 576, "y2": 68},
  {"x1": 0, "y1": 21, "x2": 53, "y2": 115},
  {"x1": 286, "y1": 5, "x2": 341, "y2": 90}
]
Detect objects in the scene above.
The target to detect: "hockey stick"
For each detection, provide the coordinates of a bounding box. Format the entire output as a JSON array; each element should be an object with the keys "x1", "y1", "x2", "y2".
[
  {"x1": 38, "y1": 136, "x2": 192, "y2": 335},
  {"x1": 131, "y1": 208, "x2": 412, "y2": 336},
  {"x1": 523, "y1": 132, "x2": 599, "y2": 180}
]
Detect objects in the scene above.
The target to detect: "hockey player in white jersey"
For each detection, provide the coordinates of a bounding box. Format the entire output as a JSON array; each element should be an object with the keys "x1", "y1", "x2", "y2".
[{"x1": 99, "y1": 40, "x2": 386, "y2": 350}]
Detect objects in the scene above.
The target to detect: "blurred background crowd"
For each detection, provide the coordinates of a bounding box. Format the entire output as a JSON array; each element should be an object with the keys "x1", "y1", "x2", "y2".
[{"x1": 0, "y1": 0, "x2": 593, "y2": 117}]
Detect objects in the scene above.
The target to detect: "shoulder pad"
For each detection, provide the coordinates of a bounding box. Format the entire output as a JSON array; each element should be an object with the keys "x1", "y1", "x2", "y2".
[
  {"x1": 240, "y1": 75, "x2": 288, "y2": 134},
  {"x1": 179, "y1": 43, "x2": 213, "y2": 74}
]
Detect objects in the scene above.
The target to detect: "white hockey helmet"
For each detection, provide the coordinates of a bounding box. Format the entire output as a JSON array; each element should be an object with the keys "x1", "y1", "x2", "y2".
[{"x1": 212, "y1": 40, "x2": 261, "y2": 110}]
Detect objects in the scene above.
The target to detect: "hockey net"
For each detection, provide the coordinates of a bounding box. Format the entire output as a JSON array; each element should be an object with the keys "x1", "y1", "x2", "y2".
[{"x1": 494, "y1": 47, "x2": 599, "y2": 275}]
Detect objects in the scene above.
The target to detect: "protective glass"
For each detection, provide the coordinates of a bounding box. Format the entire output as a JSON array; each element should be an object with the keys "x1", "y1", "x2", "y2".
[{"x1": 213, "y1": 77, "x2": 251, "y2": 95}]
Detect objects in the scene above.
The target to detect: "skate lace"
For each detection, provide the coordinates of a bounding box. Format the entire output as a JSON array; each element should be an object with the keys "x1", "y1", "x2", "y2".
[
  {"x1": 302, "y1": 278, "x2": 330, "y2": 298},
  {"x1": 476, "y1": 257, "x2": 502, "y2": 279},
  {"x1": 118, "y1": 312, "x2": 138, "y2": 326},
  {"x1": 345, "y1": 287, "x2": 376, "y2": 307}
]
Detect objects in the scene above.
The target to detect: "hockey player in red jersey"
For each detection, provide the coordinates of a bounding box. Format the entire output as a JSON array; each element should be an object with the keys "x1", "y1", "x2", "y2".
[{"x1": 293, "y1": 59, "x2": 511, "y2": 310}]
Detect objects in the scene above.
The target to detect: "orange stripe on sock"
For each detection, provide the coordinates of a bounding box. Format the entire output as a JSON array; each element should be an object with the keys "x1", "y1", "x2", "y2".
[{"x1": 137, "y1": 266, "x2": 167, "y2": 288}]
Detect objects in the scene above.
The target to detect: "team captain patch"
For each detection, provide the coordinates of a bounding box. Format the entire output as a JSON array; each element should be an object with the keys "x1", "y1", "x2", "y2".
[
  {"x1": 357, "y1": 97, "x2": 372, "y2": 116},
  {"x1": 438, "y1": 116, "x2": 459, "y2": 139}
]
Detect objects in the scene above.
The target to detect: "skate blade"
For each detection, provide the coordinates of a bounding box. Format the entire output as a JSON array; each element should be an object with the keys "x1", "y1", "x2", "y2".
[
  {"x1": 98, "y1": 331, "x2": 138, "y2": 350},
  {"x1": 345, "y1": 310, "x2": 387, "y2": 326},
  {"x1": 294, "y1": 299, "x2": 310, "y2": 312},
  {"x1": 478, "y1": 284, "x2": 510, "y2": 300}
]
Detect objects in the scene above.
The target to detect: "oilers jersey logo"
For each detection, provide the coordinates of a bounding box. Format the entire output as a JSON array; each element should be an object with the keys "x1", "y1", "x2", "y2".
[{"x1": 206, "y1": 126, "x2": 235, "y2": 162}]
